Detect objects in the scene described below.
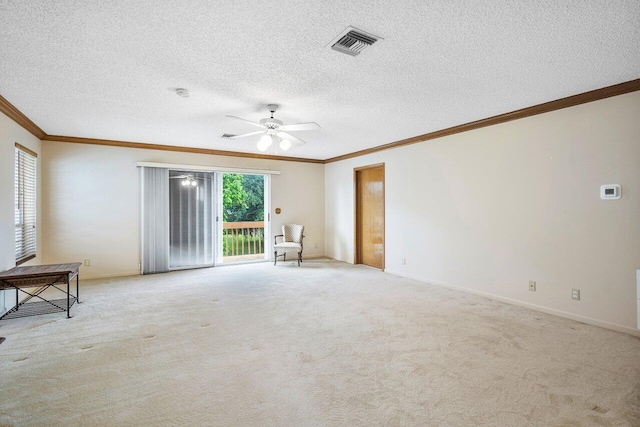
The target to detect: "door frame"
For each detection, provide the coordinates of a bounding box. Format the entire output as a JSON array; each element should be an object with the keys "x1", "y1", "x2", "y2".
[
  {"x1": 262, "y1": 174, "x2": 271, "y2": 261},
  {"x1": 354, "y1": 163, "x2": 385, "y2": 270}
]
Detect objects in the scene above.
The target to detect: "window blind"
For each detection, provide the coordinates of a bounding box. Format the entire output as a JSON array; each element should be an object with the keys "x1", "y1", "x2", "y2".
[
  {"x1": 140, "y1": 167, "x2": 170, "y2": 274},
  {"x1": 15, "y1": 143, "x2": 37, "y2": 265}
]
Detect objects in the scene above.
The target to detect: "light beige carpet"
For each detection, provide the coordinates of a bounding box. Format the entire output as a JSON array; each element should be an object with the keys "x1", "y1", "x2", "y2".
[{"x1": 0, "y1": 259, "x2": 639, "y2": 426}]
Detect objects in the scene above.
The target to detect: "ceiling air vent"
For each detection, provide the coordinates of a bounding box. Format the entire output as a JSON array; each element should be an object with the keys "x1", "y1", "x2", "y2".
[
  {"x1": 327, "y1": 26, "x2": 382, "y2": 57},
  {"x1": 221, "y1": 133, "x2": 236, "y2": 139}
]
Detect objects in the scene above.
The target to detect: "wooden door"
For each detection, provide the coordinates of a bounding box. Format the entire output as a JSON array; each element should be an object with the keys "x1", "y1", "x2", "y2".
[{"x1": 355, "y1": 164, "x2": 385, "y2": 269}]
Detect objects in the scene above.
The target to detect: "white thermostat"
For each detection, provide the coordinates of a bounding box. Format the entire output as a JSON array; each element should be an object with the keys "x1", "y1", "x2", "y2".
[{"x1": 600, "y1": 184, "x2": 621, "y2": 200}]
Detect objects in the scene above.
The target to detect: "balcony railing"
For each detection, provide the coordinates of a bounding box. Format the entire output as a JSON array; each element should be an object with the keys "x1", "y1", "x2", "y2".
[{"x1": 222, "y1": 221, "x2": 265, "y2": 258}]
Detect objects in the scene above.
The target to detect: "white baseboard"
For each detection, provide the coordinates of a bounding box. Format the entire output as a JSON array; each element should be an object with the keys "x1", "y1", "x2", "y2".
[
  {"x1": 81, "y1": 271, "x2": 141, "y2": 280},
  {"x1": 302, "y1": 254, "x2": 326, "y2": 260},
  {"x1": 385, "y1": 269, "x2": 640, "y2": 338},
  {"x1": 270, "y1": 253, "x2": 326, "y2": 261}
]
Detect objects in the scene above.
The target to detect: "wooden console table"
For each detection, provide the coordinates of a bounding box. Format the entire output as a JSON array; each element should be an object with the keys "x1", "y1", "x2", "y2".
[{"x1": 0, "y1": 263, "x2": 81, "y2": 320}]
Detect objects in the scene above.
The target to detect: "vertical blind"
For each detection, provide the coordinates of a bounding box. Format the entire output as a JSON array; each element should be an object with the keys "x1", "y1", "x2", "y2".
[
  {"x1": 140, "y1": 167, "x2": 170, "y2": 274},
  {"x1": 15, "y1": 144, "x2": 37, "y2": 265}
]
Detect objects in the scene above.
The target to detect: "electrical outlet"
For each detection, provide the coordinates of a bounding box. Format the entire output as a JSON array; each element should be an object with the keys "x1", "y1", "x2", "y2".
[
  {"x1": 402, "y1": 258, "x2": 406, "y2": 265},
  {"x1": 528, "y1": 281, "x2": 536, "y2": 291},
  {"x1": 84, "y1": 259, "x2": 91, "y2": 267},
  {"x1": 572, "y1": 289, "x2": 580, "y2": 300}
]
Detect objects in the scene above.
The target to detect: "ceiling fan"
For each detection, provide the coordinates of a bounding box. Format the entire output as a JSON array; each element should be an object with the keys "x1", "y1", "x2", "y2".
[{"x1": 224, "y1": 104, "x2": 320, "y2": 152}]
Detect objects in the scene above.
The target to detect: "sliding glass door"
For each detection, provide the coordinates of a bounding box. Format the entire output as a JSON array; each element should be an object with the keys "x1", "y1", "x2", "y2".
[
  {"x1": 141, "y1": 166, "x2": 271, "y2": 274},
  {"x1": 169, "y1": 170, "x2": 215, "y2": 269}
]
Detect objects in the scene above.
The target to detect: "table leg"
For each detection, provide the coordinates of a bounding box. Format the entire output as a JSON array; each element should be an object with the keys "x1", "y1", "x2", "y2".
[
  {"x1": 77, "y1": 272, "x2": 80, "y2": 303},
  {"x1": 67, "y1": 277, "x2": 70, "y2": 319},
  {"x1": 15, "y1": 287, "x2": 18, "y2": 311}
]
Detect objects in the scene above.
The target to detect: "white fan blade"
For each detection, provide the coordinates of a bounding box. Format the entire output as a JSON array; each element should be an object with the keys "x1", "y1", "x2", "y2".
[
  {"x1": 225, "y1": 115, "x2": 266, "y2": 129},
  {"x1": 227, "y1": 131, "x2": 264, "y2": 139},
  {"x1": 278, "y1": 122, "x2": 320, "y2": 132},
  {"x1": 278, "y1": 131, "x2": 308, "y2": 145}
]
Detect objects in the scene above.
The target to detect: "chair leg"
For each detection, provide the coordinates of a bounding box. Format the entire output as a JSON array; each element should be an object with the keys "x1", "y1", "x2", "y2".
[
  {"x1": 298, "y1": 252, "x2": 301, "y2": 266},
  {"x1": 274, "y1": 251, "x2": 277, "y2": 265}
]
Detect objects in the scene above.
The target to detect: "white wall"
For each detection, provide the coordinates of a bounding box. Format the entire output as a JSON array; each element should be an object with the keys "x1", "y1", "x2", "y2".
[
  {"x1": 42, "y1": 141, "x2": 325, "y2": 279},
  {"x1": 0, "y1": 112, "x2": 42, "y2": 313},
  {"x1": 325, "y1": 91, "x2": 640, "y2": 335}
]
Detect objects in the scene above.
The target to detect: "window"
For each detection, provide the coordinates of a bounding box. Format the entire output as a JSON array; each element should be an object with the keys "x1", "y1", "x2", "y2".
[{"x1": 15, "y1": 143, "x2": 37, "y2": 265}]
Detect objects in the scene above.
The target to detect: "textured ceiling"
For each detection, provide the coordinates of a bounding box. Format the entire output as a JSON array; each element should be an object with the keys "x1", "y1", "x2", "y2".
[{"x1": 1, "y1": 0, "x2": 639, "y2": 160}]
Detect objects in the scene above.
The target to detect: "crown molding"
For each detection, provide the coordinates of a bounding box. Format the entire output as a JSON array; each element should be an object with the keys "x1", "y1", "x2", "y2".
[
  {"x1": 324, "y1": 78, "x2": 640, "y2": 163},
  {"x1": 4, "y1": 78, "x2": 639, "y2": 165},
  {"x1": 0, "y1": 94, "x2": 46, "y2": 139},
  {"x1": 42, "y1": 135, "x2": 324, "y2": 164}
]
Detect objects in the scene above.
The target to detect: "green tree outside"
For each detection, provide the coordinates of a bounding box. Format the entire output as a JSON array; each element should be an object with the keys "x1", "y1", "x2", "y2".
[
  {"x1": 222, "y1": 173, "x2": 248, "y2": 222},
  {"x1": 222, "y1": 174, "x2": 265, "y2": 256},
  {"x1": 223, "y1": 174, "x2": 264, "y2": 222}
]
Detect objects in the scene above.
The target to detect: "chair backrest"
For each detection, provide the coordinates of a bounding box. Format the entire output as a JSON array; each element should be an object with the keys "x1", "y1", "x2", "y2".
[{"x1": 283, "y1": 224, "x2": 304, "y2": 243}]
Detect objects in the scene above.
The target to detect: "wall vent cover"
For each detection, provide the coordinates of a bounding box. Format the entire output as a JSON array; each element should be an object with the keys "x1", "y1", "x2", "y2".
[{"x1": 327, "y1": 26, "x2": 382, "y2": 57}]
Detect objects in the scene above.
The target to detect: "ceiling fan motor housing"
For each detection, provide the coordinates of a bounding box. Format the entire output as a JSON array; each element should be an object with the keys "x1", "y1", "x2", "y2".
[{"x1": 260, "y1": 117, "x2": 283, "y2": 128}]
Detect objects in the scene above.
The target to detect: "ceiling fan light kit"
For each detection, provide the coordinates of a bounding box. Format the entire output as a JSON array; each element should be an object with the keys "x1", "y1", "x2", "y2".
[
  {"x1": 177, "y1": 175, "x2": 198, "y2": 187},
  {"x1": 224, "y1": 104, "x2": 320, "y2": 154},
  {"x1": 257, "y1": 134, "x2": 273, "y2": 152},
  {"x1": 279, "y1": 138, "x2": 291, "y2": 151}
]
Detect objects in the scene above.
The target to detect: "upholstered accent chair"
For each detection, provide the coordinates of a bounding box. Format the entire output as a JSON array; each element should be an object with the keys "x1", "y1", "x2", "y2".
[{"x1": 274, "y1": 224, "x2": 305, "y2": 266}]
